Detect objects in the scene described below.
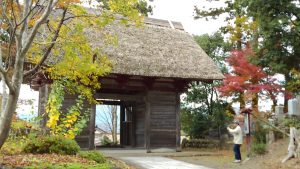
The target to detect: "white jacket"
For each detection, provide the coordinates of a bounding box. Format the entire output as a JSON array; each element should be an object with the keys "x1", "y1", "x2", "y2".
[{"x1": 227, "y1": 125, "x2": 243, "y2": 144}]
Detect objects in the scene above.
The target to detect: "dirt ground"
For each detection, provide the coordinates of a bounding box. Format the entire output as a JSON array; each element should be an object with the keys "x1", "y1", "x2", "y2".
[{"x1": 172, "y1": 138, "x2": 300, "y2": 169}]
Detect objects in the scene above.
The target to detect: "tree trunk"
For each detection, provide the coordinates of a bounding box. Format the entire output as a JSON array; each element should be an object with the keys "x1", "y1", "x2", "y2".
[
  {"x1": 252, "y1": 93, "x2": 259, "y2": 116},
  {"x1": 112, "y1": 106, "x2": 117, "y2": 143},
  {"x1": 0, "y1": 46, "x2": 24, "y2": 149},
  {"x1": 272, "y1": 98, "x2": 277, "y2": 113},
  {"x1": 282, "y1": 127, "x2": 300, "y2": 163},
  {"x1": 1, "y1": 80, "x2": 7, "y2": 113},
  {"x1": 0, "y1": 49, "x2": 7, "y2": 113},
  {"x1": 236, "y1": 8, "x2": 242, "y2": 50},
  {"x1": 284, "y1": 73, "x2": 291, "y2": 113},
  {"x1": 239, "y1": 93, "x2": 245, "y2": 110},
  {"x1": 0, "y1": 91, "x2": 20, "y2": 147}
]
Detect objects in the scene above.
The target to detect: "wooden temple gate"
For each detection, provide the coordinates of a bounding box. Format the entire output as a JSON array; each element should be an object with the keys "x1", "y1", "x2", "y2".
[
  {"x1": 36, "y1": 74, "x2": 187, "y2": 152},
  {"x1": 85, "y1": 75, "x2": 185, "y2": 152},
  {"x1": 34, "y1": 17, "x2": 224, "y2": 152}
]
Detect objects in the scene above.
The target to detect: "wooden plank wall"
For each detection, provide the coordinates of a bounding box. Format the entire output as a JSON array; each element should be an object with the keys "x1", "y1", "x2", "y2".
[
  {"x1": 62, "y1": 94, "x2": 95, "y2": 149},
  {"x1": 148, "y1": 91, "x2": 177, "y2": 148},
  {"x1": 134, "y1": 103, "x2": 146, "y2": 147}
]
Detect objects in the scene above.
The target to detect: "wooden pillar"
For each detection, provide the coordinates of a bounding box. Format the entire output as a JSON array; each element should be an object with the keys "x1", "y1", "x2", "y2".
[
  {"x1": 145, "y1": 92, "x2": 151, "y2": 153},
  {"x1": 175, "y1": 92, "x2": 181, "y2": 152},
  {"x1": 120, "y1": 102, "x2": 125, "y2": 146},
  {"x1": 131, "y1": 106, "x2": 136, "y2": 147},
  {"x1": 38, "y1": 84, "x2": 50, "y2": 129},
  {"x1": 38, "y1": 86, "x2": 44, "y2": 126},
  {"x1": 89, "y1": 104, "x2": 96, "y2": 150}
]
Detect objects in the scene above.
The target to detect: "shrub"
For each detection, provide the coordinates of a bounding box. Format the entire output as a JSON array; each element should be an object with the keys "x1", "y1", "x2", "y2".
[
  {"x1": 282, "y1": 116, "x2": 300, "y2": 128},
  {"x1": 0, "y1": 138, "x2": 26, "y2": 155},
  {"x1": 252, "y1": 143, "x2": 267, "y2": 155},
  {"x1": 181, "y1": 138, "x2": 219, "y2": 149},
  {"x1": 10, "y1": 114, "x2": 40, "y2": 139},
  {"x1": 23, "y1": 135, "x2": 80, "y2": 155},
  {"x1": 274, "y1": 130, "x2": 284, "y2": 140},
  {"x1": 101, "y1": 136, "x2": 112, "y2": 146},
  {"x1": 253, "y1": 122, "x2": 267, "y2": 144},
  {"x1": 78, "y1": 151, "x2": 106, "y2": 164}
]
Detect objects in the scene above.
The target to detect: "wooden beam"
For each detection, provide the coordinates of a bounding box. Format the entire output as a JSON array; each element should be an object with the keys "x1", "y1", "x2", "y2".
[
  {"x1": 151, "y1": 129, "x2": 176, "y2": 132},
  {"x1": 95, "y1": 93, "x2": 143, "y2": 102},
  {"x1": 175, "y1": 92, "x2": 181, "y2": 152},
  {"x1": 174, "y1": 80, "x2": 189, "y2": 93},
  {"x1": 143, "y1": 77, "x2": 156, "y2": 89},
  {"x1": 115, "y1": 75, "x2": 130, "y2": 88},
  {"x1": 145, "y1": 92, "x2": 151, "y2": 153},
  {"x1": 98, "y1": 100, "x2": 121, "y2": 105},
  {"x1": 89, "y1": 104, "x2": 96, "y2": 150}
]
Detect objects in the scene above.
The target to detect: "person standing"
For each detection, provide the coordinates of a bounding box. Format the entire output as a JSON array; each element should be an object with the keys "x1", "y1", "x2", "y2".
[{"x1": 227, "y1": 120, "x2": 243, "y2": 163}]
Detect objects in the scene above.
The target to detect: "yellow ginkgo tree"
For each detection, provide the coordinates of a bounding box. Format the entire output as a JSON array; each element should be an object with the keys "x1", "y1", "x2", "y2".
[{"x1": 0, "y1": 0, "x2": 142, "y2": 149}]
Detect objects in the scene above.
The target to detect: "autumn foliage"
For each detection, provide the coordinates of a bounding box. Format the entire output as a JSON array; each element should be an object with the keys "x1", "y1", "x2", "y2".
[{"x1": 218, "y1": 47, "x2": 285, "y2": 108}]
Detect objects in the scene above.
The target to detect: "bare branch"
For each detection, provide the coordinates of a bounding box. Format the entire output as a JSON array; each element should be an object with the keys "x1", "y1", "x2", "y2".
[
  {"x1": 20, "y1": 0, "x2": 58, "y2": 58},
  {"x1": 10, "y1": 0, "x2": 18, "y2": 26},
  {"x1": 18, "y1": 0, "x2": 32, "y2": 52},
  {"x1": 17, "y1": 0, "x2": 34, "y2": 27},
  {"x1": 102, "y1": 107, "x2": 113, "y2": 132},
  {"x1": 24, "y1": 8, "x2": 68, "y2": 77},
  {"x1": 63, "y1": 14, "x2": 97, "y2": 22},
  {"x1": 1, "y1": 1, "x2": 14, "y2": 29},
  {"x1": 1, "y1": 1, "x2": 16, "y2": 69}
]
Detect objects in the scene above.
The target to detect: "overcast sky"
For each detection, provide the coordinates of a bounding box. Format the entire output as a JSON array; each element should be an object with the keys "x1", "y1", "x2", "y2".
[{"x1": 149, "y1": 0, "x2": 227, "y2": 35}]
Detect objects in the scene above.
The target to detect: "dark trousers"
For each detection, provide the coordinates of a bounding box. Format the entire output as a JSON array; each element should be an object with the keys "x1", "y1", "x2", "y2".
[{"x1": 233, "y1": 144, "x2": 242, "y2": 160}]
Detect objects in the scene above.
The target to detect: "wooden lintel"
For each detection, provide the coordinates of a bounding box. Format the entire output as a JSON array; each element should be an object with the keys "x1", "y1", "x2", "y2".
[
  {"x1": 95, "y1": 93, "x2": 143, "y2": 101},
  {"x1": 174, "y1": 80, "x2": 189, "y2": 93},
  {"x1": 98, "y1": 100, "x2": 122, "y2": 105},
  {"x1": 143, "y1": 77, "x2": 156, "y2": 90},
  {"x1": 99, "y1": 85, "x2": 179, "y2": 93},
  {"x1": 115, "y1": 75, "x2": 130, "y2": 88},
  {"x1": 200, "y1": 79, "x2": 214, "y2": 84},
  {"x1": 151, "y1": 129, "x2": 176, "y2": 133}
]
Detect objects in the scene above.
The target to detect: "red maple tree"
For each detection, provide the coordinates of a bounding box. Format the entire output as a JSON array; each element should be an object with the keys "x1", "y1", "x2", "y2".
[{"x1": 218, "y1": 47, "x2": 285, "y2": 110}]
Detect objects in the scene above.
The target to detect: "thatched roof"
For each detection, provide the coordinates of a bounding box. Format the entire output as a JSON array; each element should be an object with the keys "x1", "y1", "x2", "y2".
[{"x1": 86, "y1": 17, "x2": 224, "y2": 80}]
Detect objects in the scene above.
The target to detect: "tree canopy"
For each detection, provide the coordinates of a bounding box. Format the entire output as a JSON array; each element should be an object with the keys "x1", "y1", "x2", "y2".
[
  {"x1": 195, "y1": 0, "x2": 300, "y2": 77},
  {"x1": 217, "y1": 47, "x2": 285, "y2": 110},
  {"x1": 0, "y1": 0, "x2": 142, "y2": 149}
]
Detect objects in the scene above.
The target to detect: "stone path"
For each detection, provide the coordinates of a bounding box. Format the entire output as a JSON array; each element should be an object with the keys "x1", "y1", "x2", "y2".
[{"x1": 119, "y1": 156, "x2": 213, "y2": 169}]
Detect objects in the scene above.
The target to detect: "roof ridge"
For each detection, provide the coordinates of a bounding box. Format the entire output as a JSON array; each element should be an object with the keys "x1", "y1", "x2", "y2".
[{"x1": 143, "y1": 17, "x2": 184, "y2": 30}]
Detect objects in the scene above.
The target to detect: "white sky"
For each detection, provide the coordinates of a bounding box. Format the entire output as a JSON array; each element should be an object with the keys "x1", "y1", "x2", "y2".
[
  {"x1": 149, "y1": 0, "x2": 227, "y2": 35},
  {"x1": 82, "y1": 0, "x2": 228, "y2": 35}
]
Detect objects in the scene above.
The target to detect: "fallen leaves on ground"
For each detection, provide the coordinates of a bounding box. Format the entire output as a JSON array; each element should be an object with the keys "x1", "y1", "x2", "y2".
[{"x1": 0, "y1": 153, "x2": 96, "y2": 168}]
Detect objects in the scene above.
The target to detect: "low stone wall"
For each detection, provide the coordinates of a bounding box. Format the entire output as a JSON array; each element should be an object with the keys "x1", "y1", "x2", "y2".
[{"x1": 181, "y1": 138, "x2": 220, "y2": 149}]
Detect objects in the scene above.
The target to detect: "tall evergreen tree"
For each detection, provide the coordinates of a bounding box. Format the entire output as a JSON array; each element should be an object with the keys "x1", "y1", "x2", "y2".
[{"x1": 181, "y1": 32, "x2": 232, "y2": 138}]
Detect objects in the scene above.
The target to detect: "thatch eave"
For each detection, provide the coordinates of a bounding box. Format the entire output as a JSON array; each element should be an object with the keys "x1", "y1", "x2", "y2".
[{"x1": 86, "y1": 18, "x2": 224, "y2": 81}]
